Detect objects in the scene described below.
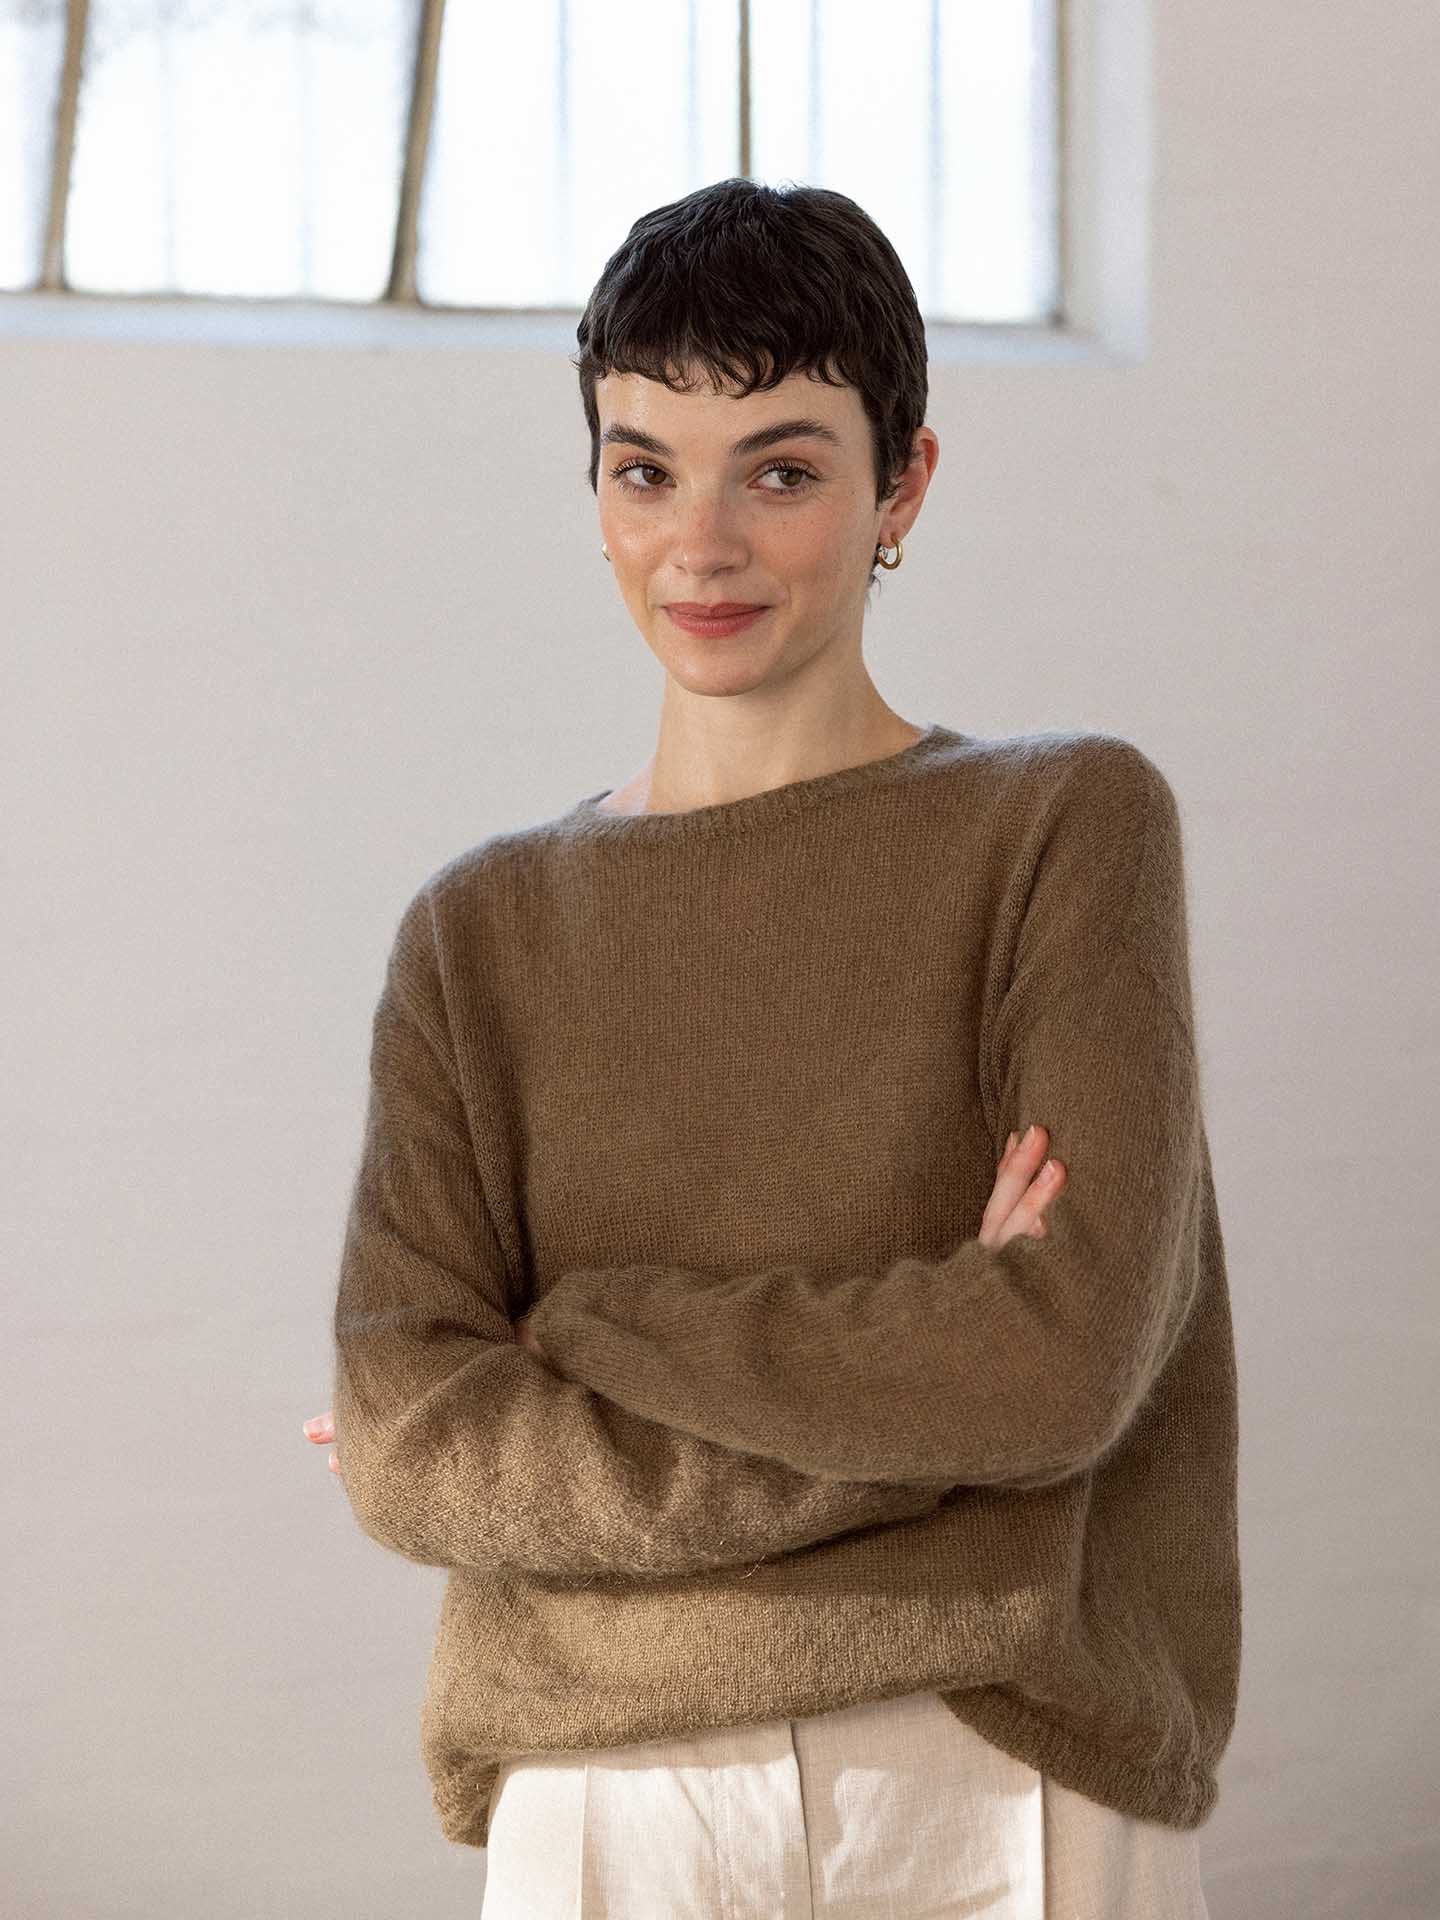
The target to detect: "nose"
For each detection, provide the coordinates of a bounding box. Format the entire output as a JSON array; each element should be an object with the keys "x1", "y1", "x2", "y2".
[{"x1": 670, "y1": 500, "x2": 750, "y2": 575}]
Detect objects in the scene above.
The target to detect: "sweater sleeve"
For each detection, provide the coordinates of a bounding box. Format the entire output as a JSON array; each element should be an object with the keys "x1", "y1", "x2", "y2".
[
  {"x1": 329, "y1": 888, "x2": 954, "y2": 1583},
  {"x1": 526, "y1": 742, "x2": 1211, "y2": 1487}
]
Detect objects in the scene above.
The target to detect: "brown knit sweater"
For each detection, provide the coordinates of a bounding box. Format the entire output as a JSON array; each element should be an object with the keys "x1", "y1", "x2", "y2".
[{"x1": 330, "y1": 722, "x2": 1242, "y2": 1849}]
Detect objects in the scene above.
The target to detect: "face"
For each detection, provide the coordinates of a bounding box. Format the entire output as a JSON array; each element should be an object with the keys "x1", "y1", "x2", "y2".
[{"x1": 594, "y1": 367, "x2": 936, "y2": 698}]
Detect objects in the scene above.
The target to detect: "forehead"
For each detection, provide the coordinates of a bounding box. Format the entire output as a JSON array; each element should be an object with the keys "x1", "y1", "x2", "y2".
[{"x1": 595, "y1": 368, "x2": 861, "y2": 455}]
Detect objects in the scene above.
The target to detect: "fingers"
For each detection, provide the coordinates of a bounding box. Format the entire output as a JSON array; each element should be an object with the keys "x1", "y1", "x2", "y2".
[
  {"x1": 980, "y1": 1125, "x2": 1067, "y2": 1248},
  {"x1": 981, "y1": 1124, "x2": 1049, "y2": 1233},
  {"x1": 302, "y1": 1412, "x2": 341, "y2": 1475}
]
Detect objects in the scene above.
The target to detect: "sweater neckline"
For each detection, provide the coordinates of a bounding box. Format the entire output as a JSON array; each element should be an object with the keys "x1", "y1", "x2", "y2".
[{"x1": 561, "y1": 722, "x2": 966, "y2": 842}]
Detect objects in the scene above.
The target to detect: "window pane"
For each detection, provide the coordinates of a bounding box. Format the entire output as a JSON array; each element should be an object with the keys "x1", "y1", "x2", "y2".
[
  {"x1": 418, "y1": 0, "x2": 740, "y2": 310},
  {"x1": 0, "y1": 0, "x2": 68, "y2": 290},
  {"x1": 7, "y1": 0, "x2": 1060, "y2": 322},
  {"x1": 750, "y1": 0, "x2": 1059, "y2": 323},
  {"x1": 65, "y1": 0, "x2": 421, "y2": 300}
]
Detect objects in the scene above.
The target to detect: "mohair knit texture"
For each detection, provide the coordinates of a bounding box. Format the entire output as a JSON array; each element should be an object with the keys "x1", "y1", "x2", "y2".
[{"x1": 330, "y1": 722, "x2": 1242, "y2": 1851}]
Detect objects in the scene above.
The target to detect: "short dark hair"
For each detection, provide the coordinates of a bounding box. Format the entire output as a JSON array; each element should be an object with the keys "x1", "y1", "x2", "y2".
[{"x1": 572, "y1": 177, "x2": 928, "y2": 593}]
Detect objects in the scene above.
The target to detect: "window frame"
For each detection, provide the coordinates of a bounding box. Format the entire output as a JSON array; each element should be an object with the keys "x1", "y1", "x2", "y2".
[{"x1": 0, "y1": 0, "x2": 1149, "y2": 367}]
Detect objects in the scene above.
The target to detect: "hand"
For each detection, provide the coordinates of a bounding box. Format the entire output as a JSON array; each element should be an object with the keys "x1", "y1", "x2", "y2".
[
  {"x1": 302, "y1": 1410, "x2": 340, "y2": 1476},
  {"x1": 979, "y1": 1125, "x2": 1067, "y2": 1249}
]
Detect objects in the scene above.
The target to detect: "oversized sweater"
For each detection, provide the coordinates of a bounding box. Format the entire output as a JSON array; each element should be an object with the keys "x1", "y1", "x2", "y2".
[{"x1": 329, "y1": 721, "x2": 1242, "y2": 1850}]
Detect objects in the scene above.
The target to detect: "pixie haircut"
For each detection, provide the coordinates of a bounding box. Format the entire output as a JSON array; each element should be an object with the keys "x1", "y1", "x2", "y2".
[{"x1": 572, "y1": 177, "x2": 929, "y2": 592}]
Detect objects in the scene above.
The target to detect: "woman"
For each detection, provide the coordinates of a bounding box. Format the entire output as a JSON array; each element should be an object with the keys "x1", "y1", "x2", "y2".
[{"x1": 306, "y1": 178, "x2": 1240, "y2": 1917}]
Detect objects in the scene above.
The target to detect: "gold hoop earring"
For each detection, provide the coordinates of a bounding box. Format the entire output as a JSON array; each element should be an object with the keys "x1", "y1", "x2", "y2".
[
  {"x1": 874, "y1": 537, "x2": 904, "y2": 570},
  {"x1": 601, "y1": 543, "x2": 610, "y2": 561}
]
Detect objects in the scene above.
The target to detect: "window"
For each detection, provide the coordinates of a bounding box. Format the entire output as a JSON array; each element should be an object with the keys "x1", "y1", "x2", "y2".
[{"x1": 1, "y1": 0, "x2": 1145, "y2": 360}]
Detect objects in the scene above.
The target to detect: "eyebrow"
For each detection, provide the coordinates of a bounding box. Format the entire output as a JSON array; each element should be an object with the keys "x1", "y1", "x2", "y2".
[{"x1": 598, "y1": 416, "x2": 844, "y2": 460}]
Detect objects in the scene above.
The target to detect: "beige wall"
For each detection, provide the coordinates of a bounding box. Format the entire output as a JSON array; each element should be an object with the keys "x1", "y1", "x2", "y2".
[{"x1": 3, "y1": 1, "x2": 1436, "y2": 1914}]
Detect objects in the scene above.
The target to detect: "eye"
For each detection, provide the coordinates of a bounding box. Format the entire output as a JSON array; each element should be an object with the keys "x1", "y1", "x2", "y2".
[
  {"x1": 609, "y1": 460, "x2": 666, "y2": 491},
  {"x1": 607, "y1": 458, "x2": 819, "y2": 496},
  {"x1": 756, "y1": 462, "x2": 818, "y2": 492}
]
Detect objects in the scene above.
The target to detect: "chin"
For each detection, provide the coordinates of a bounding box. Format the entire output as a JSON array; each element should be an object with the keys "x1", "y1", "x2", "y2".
[{"x1": 659, "y1": 650, "x2": 780, "y2": 697}]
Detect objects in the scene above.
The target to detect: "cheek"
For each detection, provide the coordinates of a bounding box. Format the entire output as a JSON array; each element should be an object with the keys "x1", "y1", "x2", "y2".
[
  {"x1": 603, "y1": 505, "x2": 665, "y2": 550},
  {"x1": 766, "y1": 514, "x2": 854, "y2": 579}
]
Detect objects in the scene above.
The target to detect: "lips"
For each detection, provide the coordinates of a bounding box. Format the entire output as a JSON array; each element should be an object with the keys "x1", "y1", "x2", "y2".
[
  {"x1": 666, "y1": 603, "x2": 769, "y2": 616},
  {"x1": 664, "y1": 604, "x2": 772, "y2": 637}
]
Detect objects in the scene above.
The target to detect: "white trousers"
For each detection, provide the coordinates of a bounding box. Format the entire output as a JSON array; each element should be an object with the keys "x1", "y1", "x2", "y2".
[{"x1": 479, "y1": 1687, "x2": 1212, "y2": 1919}]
